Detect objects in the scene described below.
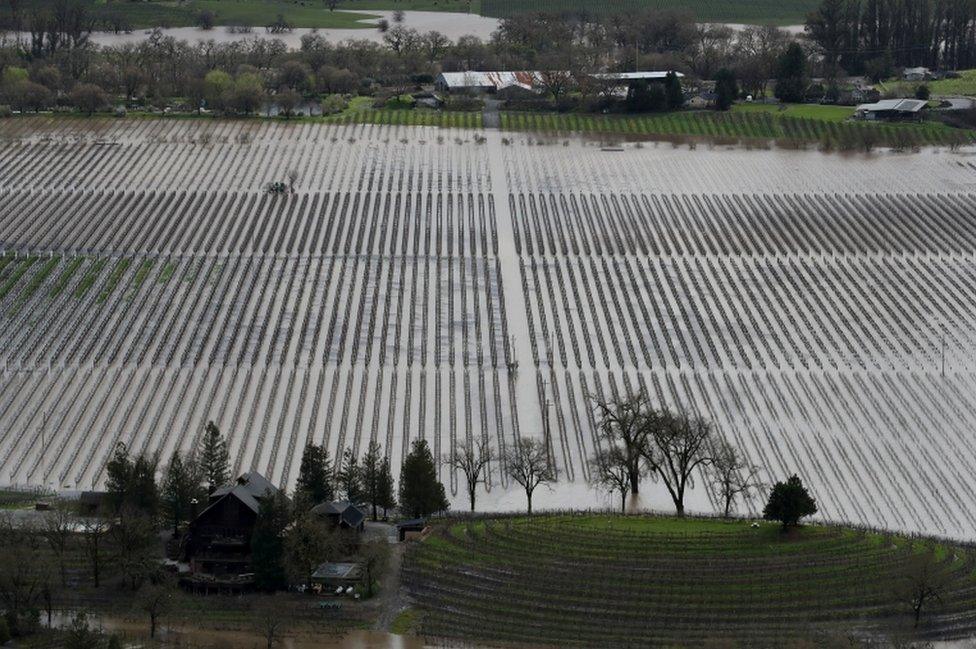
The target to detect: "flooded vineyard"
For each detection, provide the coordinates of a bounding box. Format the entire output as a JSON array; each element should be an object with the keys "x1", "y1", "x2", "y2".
[{"x1": 1, "y1": 118, "x2": 976, "y2": 539}]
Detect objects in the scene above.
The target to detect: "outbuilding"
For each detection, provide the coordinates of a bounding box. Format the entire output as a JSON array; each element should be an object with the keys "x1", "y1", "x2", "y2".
[
  {"x1": 854, "y1": 98, "x2": 928, "y2": 121},
  {"x1": 435, "y1": 71, "x2": 543, "y2": 94},
  {"x1": 311, "y1": 561, "x2": 365, "y2": 590},
  {"x1": 311, "y1": 500, "x2": 367, "y2": 533}
]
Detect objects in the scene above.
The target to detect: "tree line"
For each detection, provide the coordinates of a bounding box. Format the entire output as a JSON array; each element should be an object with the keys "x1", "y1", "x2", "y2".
[{"x1": 806, "y1": 0, "x2": 976, "y2": 76}]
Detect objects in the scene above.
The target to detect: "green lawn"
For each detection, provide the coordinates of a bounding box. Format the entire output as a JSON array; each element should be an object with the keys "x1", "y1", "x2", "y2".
[
  {"x1": 732, "y1": 102, "x2": 855, "y2": 121},
  {"x1": 480, "y1": 0, "x2": 817, "y2": 25},
  {"x1": 404, "y1": 515, "x2": 976, "y2": 646},
  {"x1": 884, "y1": 69, "x2": 976, "y2": 97}
]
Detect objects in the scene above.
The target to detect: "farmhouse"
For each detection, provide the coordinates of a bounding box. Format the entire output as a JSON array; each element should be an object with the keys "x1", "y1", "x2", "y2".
[
  {"x1": 435, "y1": 71, "x2": 543, "y2": 94},
  {"x1": 854, "y1": 98, "x2": 928, "y2": 121},
  {"x1": 311, "y1": 500, "x2": 367, "y2": 533},
  {"x1": 183, "y1": 471, "x2": 280, "y2": 584}
]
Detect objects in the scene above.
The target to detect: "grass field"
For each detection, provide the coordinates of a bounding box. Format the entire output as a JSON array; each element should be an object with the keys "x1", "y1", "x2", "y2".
[
  {"x1": 480, "y1": 0, "x2": 815, "y2": 24},
  {"x1": 499, "y1": 108, "x2": 970, "y2": 148},
  {"x1": 403, "y1": 516, "x2": 976, "y2": 646},
  {"x1": 885, "y1": 69, "x2": 976, "y2": 97}
]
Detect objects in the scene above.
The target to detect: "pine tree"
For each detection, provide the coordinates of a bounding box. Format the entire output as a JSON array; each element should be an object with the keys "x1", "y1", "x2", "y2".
[
  {"x1": 399, "y1": 439, "x2": 448, "y2": 519},
  {"x1": 763, "y1": 474, "x2": 818, "y2": 530},
  {"x1": 106, "y1": 442, "x2": 159, "y2": 518},
  {"x1": 377, "y1": 457, "x2": 396, "y2": 519},
  {"x1": 294, "y1": 444, "x2": 333, "y2": 512},
  {"x1": 161, "y1": 452, "x2": 204, "y2": 537},
  {"x1": 774, "y1": 42, "x2": 807, "y2": 103},
  {"x1": 361, "y1": 441, "x2": 383, "y2": 521},
  {"x1": 664, "y1": 71, "x2": 684, "y2": 110},
  {"x1": 339, "y1": 449, "x2": 364, "y2": 505},
  {"x1": 199, "y1": 421, "x2": 229, "y2": 494},
  {"x1": 714, "y1": 68, "x2": 738, "y2": 111},
  {"x1": 251, "y1": 491, "x2": 291, "y2": 591},
  {"x1": 105, "y1": 443, "x2": 133, "y2": 514}
]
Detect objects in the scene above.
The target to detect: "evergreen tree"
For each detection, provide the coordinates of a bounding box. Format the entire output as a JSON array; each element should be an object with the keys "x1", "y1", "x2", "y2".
[
  {"x1": 713, "y1": 68, "x2": 738, "y2": 111},
  {"x1": 361, "y1": 441, "x2": 383, "y2": 521},
  {"x1": 774, "y1": 42, "x2": 807, "y2": 103},
  {"x1": 626, "y1": 80, "x2": 666, "y2": 113},
  {"x1": 763, "y1": 474, "x2": 818, "y2": 530},
  {"x1": 199, "y1": 421, "x2": 229, "y2": 494},
  {"x1": 105, "y1": 443, "x2": 159, "y2": 518},
  {"x1": 251, "y1": 491, "x2": 291, "y2": 591},
  {"x1": 294, "y1": 444, "x2": 333, "y2": 512},
  {"x1": 664, "y1": 71, "x2": 684, "y2": 110},
  {"x1": 161, "y1": 452, "x2": 204, "y2": 537},
  {"x1": 399, "y1": 439, "x2": 449, "y2": 519},
  {"x1": 377, "y1": 457, "x2": 397, "y2": 519},
  {"x1": 105, "y1": 443, "x2": 134, "y2": 514},
  {"x1": 339, "y1": 449, "x2": 364, "y2": 505}
]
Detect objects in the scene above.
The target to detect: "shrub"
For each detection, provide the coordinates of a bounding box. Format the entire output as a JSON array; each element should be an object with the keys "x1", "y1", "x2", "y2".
[
  {"x1": 444, "y1": 95, "x2": 483, "y2": 112},
  {"x1": 321, "y1": 94, "x2": 349, "y2": 115},
  {"x1": 0, "y1": 105, "x2": 11, "y2": 118},
  {"x1": 915, "y1": 84, "x2": 930, "y2": 100}
]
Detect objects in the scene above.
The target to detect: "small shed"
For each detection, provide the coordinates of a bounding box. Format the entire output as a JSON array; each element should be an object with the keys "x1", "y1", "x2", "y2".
[
  {"x1": 855, "y1": 98, "x2": 928, "y2": 121},
  {"x1": 902, "y1": 66, "x2": 932, "y2": 81},
  {"x1": 78, "y1": 491, "x2": 107, "y2": 516},
  {"x1": 311, "y1": 562, "x2": 365, "y2": 589},
  {"x1": 397, "y1": 518, "x2": 429, "y2": 542}
]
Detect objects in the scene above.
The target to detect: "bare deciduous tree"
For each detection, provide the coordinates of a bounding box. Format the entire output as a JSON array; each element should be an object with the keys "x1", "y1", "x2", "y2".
[
  {"x1": 504, "y1": 437, "x2": 555, "y2": 515},
  {"x1": 708, "y1": 439, "x2": 763, "y2": 517},
  {"x1": 81, "y1": 517, "x2": 109, "y2": 588},
  {"x1": 644, "y1": 410, "x2": 714, "y2": 516},
  {"x1": 591, "y1": 389, "x2": 653, "y2": 495},
  {"x1": 447, "y1": 437, "x2": 492, "y2": 512},
  {"x1": 42, "y1": 500, "x2": 75, "y2": 587},
  {"x1": 138, "y1": 580, "x2": 173, "y2": 638},
  {"x1": 589, "y1": 446, "x2": 630, "y2": 513},
  {"x1": 254, "y1": 595, "x2": 287, "y2": 649},
  {"x1": 902, "y1": 551, "x2": 947, "y2": 628}
]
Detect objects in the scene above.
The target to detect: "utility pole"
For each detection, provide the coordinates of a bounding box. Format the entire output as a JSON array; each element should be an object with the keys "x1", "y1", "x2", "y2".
[{"x1": 941, "y1": 334, "x2": 946, "y2": 377}]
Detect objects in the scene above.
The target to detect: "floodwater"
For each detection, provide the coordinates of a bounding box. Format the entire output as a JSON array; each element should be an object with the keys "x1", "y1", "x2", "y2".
[
  {"x1": 3, "y1": 10, "x2": 501, "y2": 51},
  {"x1": 53, "y1": 612, "x2": 432, "y2": 649}
]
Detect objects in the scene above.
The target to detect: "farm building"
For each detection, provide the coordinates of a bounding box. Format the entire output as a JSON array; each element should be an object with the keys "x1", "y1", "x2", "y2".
[
  {"x1": 311, "y1": 500, "x2": 367, "y2": 533},
  {"x1": 397, "y1": 518, "x2": 429, "y2": 542},
  {"x1": 312, "y1": 562, "x2": 365, "y2": 590},
  {"x1": 854, "y1": 98, "x2": 928, "y2": 120},
  {"x1": 435, "y1": 71, "x2": 543, "y2": 94},
  {"x1": 183, "y1": 472, "x2": 280, "y2": 582},
  {"x1": 902, "y1": 66, "x2": 933, "y2": 81}
]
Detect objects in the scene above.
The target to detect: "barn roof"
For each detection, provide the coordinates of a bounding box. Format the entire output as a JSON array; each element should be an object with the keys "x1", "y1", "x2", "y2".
[
  {"x1": 856, "y1": 98, "x2": 927, "y2": 113},
  {"x1": 437, "y1": 71, "x2": 543, "y2": 90},
  {"x1": 590, "y1": 71, "x2": 685, "y2": 81}
]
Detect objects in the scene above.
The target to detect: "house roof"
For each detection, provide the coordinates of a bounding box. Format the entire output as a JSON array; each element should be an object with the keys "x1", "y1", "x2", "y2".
[
  {"x1": 310, "y1": 500, "x2": 366, "y2": 528},
  {"x1": 856, "y1": 98, "x2": 927, "y2": 113},
  {"x1": 590, "y1": 71, "x2": 685, "y2": 81},
  {"x1": 437, "y1": 71, "x2": 542, "y2": 90},
  {"x1": 202, "y1": 472, "x2": 278, "y2": 516}
]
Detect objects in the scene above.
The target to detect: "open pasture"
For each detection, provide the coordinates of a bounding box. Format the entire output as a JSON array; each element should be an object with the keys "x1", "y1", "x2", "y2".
[{"x1": 1, "y1": 118, "x2": 976, "y2": 539}]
